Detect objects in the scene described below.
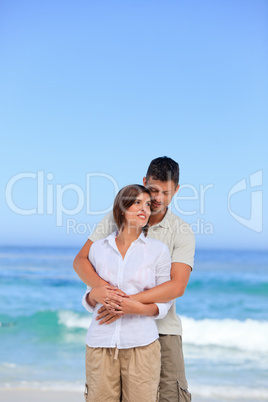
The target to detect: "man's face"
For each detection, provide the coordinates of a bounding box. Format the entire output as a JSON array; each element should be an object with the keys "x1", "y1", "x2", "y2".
[{"x1": 143, "y1": 177, "x2": 179, "y2": 214}]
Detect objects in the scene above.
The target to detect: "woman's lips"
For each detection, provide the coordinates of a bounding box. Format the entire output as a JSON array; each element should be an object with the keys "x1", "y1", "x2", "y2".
[{"x1": 138, "y1": 214, "x2": 147, "y2": 220}]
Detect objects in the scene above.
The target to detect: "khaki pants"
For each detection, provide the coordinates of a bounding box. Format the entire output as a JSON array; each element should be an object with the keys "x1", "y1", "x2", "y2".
[
  {"x1": 159, "y1": 335, "x2": 191, "y2": 402},
  {"x1": 85, "y1": 340, "x2": 161, "y2": 402}
]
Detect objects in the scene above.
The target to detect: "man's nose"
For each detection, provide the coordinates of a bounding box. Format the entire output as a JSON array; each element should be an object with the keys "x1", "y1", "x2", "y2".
[{"x1": 155, "y1": 193, "x2": 162, "y2": 202}]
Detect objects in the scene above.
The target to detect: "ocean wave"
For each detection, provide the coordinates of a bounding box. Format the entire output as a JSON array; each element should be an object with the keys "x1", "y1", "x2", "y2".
[
  {"x1": 0, "y1": 252, "x2": 74, "y2": 260},
  {"x1": 0, "y1": 381, "x2": 84, "y2": 392},
  {"x1": 190, "y1": 384, "x2": 268, "y2": 400},
  {"x1": 58, "y1": 311, "x2": 91, "y2": 329},
  {"x1": 181, "y1": 315, "x2": 268, "y2": 352},
  {"x1": 57, "y1": 311, "x2": 268, "y2": 353},
  {"x1": 4, "y1": 310, "x2": 268, "y2": 354}
]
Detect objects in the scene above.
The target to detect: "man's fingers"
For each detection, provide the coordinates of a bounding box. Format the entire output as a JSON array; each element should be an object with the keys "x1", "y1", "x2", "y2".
[
  {"x1": 96, "y1": 309, "x2": 111, "y2": 320},
  {"x1": 98, "y1": 314, "x2": 116, "y2": 325},
  {"x1": 99, "y1": 313, "x2": 124, "y2": 325},
  {"x1": 97, "y1": 306, "x2": 107, "y2": 314}
]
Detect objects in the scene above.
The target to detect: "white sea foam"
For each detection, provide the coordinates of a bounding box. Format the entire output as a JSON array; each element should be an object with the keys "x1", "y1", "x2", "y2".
[
  {"x1": 56, "y1": 311, "x2": 268, "y2": 353},
  {"x1": 57, "y1": 311, "x2": 92, "y2": 329},
  {"x1": 190, "y1": 383, "x2": 268, "y2": 400},
  {"x1": 181, "y1": 316, "x2": 268, "y2": 353},
  {"x1": 1, "y1": 363, "x2": 17, "y2": 369},
  {"x1": 0, "y1": 381, "x2": 84, "y2": 392}
]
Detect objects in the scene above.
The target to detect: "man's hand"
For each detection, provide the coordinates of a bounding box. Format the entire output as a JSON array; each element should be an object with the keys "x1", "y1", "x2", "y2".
[{"x1": 96, "y1": 305, "x2": 123, "y2": 325}]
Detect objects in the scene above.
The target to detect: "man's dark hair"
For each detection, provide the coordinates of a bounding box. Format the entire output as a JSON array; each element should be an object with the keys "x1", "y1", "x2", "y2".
[{"x1": 146, "y1": 156, "x2": 179, "y2": 186}]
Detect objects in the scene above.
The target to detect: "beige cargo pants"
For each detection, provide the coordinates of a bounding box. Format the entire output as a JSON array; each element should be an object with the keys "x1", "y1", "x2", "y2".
[
  {"x1": 159, "y1": 334, "x2": 191, "y2": 402},
  {"x1": 85, "y1": 340, "x2": 161, "y2": 402}
]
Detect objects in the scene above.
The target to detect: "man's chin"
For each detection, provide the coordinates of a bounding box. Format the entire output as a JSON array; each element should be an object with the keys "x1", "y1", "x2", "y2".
[{"x1": 151, "y1": 205, "x2": 165, "y2": 214}]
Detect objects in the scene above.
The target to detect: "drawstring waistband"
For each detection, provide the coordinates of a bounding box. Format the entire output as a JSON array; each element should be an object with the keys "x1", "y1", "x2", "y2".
[{"x1": 109, "y1": 347, "x2": 119, "y2": 360}]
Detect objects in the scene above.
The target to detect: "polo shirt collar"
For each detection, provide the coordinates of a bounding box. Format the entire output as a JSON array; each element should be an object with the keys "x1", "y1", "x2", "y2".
[{"x1": 150, "y1": 207, "x2": 171, "y2": 229}]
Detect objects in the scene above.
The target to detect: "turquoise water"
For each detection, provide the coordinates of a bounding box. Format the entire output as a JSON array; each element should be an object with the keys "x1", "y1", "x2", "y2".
[{"x1": 0, "y1": 247, "x2": 268, "y2": 400}]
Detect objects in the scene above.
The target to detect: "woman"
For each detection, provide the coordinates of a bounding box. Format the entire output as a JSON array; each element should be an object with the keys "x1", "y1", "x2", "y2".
[{"x1": 83, "y1": 184, "x2": 172, "y2": 402}]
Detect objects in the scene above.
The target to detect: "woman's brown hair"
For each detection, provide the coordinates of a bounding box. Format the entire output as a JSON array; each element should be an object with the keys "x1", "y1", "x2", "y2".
[{"x1": 113, "y1": 184, "x2": 151, "y2": 235}]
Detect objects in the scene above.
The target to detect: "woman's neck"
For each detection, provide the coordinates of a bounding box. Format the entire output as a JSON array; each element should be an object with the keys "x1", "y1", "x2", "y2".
[
  {"x1": 116, "y1": 226, "x2": 142, "y2": 245},
  {"x1": 115, "y1": 226, "x2": 142, "y2": 258}
]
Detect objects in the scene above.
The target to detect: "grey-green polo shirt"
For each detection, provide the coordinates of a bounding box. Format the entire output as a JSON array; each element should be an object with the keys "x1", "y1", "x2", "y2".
[{"x1": 88, "y1": 208, "x2": 195, "y2": 336}]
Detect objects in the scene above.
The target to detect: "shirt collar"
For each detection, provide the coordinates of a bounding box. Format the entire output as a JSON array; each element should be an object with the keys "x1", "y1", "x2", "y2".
[
  {"x1": 103, "y1": 230, "x2": 147, "y2": 248},
  {"x1": 150, "y1": 207, "x2": 171, "y2": 229}
]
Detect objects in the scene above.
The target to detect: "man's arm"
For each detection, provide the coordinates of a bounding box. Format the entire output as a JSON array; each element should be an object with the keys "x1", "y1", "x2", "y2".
[
  {"x1": 73, "y1": 240, "x2": 107, "y2": 287},
  {"x1": 132, "y1": 262, "x2": 191, "y2": 303},
  {"x1": 74, "y1": 240, "x2": 125, "y2": 307},
  {"x1": 73, "y1": 211, "x2": 117, "y2": 286},
  {"x1": 97, "y1": 262, "x2": 191, "y2": 324},
  {"x1": 132, "y1": 221, "x2": 195, "y2": 303}
]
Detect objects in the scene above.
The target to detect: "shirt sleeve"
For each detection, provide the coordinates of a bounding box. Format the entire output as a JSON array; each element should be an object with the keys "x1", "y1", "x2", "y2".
[
  {"x1": 153, "y1": 243, "x2": 173, "y2": 320},
  {"x1": 172, "y1": 222, "x2": 195, "y2": 269},
  {"x1": 82, "y1": 286, "x2": 94, "y2": 313},
  {"x1": 89, "y1": 211, "x2": 117, "y2": 242}
]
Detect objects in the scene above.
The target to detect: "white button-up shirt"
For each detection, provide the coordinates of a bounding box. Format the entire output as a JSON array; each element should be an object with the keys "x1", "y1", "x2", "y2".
[
  {"x1": 82, "y1": 231, "x2": 172, "y2": 349},
  {"x1": 88, "y1": 209, "x2": 195, "y2": 336}
]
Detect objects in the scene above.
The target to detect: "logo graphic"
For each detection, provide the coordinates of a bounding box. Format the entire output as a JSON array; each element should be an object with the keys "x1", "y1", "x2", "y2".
[{"x1": 227, "y1": 170, "x2": 263, "y2": 232}]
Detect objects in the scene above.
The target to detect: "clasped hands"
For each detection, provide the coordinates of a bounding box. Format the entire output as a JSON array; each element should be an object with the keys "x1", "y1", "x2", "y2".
[{"x1": 88, "y1": 285, "x2": 144, "y2": 325}]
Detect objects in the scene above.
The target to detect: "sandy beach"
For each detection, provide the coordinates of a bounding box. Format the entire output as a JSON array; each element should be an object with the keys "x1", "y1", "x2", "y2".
[
  {"x1": 0, "y1": 389, "x2": 85, "y2": 402},
  {"x1": 0, "y1": 389, "x2": 219, "y2": 402}
]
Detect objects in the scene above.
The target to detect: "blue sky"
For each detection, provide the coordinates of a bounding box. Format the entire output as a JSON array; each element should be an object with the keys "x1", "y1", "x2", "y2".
[{"x1": 1, "y1": 0, "x2": 267, "y2": 249}]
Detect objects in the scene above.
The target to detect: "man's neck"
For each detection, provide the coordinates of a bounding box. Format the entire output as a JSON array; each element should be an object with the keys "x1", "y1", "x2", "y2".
[{"x1": 148, "y1": 207, "x2": 168, "y2": 227}]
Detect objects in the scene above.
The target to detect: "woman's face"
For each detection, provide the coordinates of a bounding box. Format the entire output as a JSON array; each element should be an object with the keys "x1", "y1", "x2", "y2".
[{"x1": 123, "y1": 192, "x2": 151, "y2": 230}]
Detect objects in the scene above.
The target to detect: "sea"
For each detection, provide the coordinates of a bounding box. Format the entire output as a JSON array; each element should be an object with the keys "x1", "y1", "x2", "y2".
[{"x1": 0, "y1": 246, "x2": 268, "y2": 401}]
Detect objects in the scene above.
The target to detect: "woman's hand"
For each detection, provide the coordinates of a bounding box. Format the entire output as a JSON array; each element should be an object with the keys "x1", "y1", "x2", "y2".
[
  {"x1": 107, "y1": 296, "x2": 153, "y2": 316},
  {"x1": 96, "y1": 298, "x2": 159, "y2": 324},
  {"x1": 89, "y1": 286, "x2": 127, "y2": 307},
  {"x1": 95, "y1": 300, "x2": 143, "y2": 324}
]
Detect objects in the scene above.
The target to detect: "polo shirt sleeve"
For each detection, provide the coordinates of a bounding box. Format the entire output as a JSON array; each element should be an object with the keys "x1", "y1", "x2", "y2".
[
  {"x1": 154, "y1": 243, "x2": 173, "y2": 320},
  {"x1": 172, "y1": 223, "x2": 195, "y2": 269},
  {"x1": 88, "y1": 211, "x2": 117, "y2": 242}
]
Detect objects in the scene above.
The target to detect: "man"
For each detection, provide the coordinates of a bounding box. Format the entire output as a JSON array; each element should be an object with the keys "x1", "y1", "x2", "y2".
[{"x1": 73, "y1": 156, "x2": 195, "y2": 402}]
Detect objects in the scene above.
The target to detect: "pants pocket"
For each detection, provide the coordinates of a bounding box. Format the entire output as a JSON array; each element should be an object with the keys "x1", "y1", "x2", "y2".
[
  {"x1": 84, "y1": 383, "x2": 88, "y2": 401},
  {"x1": 177, "y1": 381, "x2": 191, "y2": 402}
]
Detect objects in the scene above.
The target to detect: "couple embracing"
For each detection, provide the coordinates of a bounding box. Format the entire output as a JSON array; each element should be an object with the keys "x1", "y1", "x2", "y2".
[{"x1": 74, "y1": 156, "x2": 195, "y2": 402}]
